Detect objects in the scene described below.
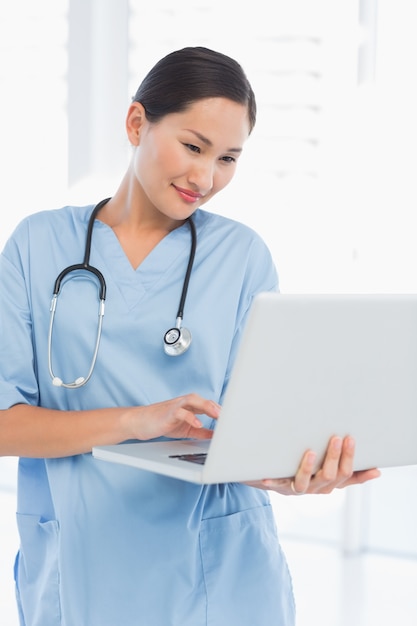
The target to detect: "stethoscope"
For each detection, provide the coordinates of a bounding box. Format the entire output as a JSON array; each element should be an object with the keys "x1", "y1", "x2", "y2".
[{"x1": 48, "y1": 198, "x2": 197, "y2": 389}]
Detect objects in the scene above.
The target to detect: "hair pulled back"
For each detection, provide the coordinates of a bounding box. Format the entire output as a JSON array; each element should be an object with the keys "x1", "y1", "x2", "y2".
[{"x1": 133, "y1": 47, "x2": 256, "y2": 133}]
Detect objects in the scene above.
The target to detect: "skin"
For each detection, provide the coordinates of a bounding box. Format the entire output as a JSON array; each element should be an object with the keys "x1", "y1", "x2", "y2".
[
  {"x1": 98, "y1": 98, "x2": 249, "y2": 268},
  {"x1": 0, "y1": 97, "x2": 381, "y2": 495}
]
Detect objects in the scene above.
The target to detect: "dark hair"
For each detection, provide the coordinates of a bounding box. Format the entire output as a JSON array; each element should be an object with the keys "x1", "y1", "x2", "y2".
[{"x1": 133, "y1": 47, "x2": 256, "y2": 133}]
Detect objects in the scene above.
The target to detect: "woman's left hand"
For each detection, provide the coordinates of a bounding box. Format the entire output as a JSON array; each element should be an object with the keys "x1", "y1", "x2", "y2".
[{"x1": 245, "y1": 435, "x2": 381, "y2": 495}]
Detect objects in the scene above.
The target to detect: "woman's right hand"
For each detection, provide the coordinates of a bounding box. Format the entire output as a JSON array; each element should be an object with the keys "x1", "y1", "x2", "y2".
[
  {"x1": 0, "y1": 395, "x2": 220, "y2": 458},
  {"x1": 125, "y1": 393, "x2": 221, "y2": 441}
]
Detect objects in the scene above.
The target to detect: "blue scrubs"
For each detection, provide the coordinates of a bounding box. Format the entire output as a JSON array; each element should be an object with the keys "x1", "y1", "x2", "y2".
[{"x1": 0, "y1": 206, "x2": 296, "y2": 626}]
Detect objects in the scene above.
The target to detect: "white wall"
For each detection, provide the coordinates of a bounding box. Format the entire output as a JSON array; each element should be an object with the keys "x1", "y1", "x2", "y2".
[{"x1": 1, "y1": 1, "x2": 417, "y2": 623}]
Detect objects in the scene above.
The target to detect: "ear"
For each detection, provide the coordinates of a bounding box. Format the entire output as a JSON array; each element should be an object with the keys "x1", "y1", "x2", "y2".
[{"x1": 126, "y1": 102, "x2": 146, "y2": 146}]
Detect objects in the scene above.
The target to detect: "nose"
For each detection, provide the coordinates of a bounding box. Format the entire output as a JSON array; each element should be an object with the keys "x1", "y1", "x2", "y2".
[{"x1": 188, "y1": 159, "x2": 214, "y2": 195}]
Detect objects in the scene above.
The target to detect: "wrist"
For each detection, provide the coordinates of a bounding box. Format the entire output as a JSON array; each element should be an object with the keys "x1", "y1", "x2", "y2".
[{"x1": 118, "y1": 406, "x2": 141, "y2": 441}]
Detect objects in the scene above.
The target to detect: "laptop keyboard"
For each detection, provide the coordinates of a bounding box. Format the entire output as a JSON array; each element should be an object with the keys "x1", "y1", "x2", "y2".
[{"x1": 169, "y1": 453, "x2": 207, "y2": 465}]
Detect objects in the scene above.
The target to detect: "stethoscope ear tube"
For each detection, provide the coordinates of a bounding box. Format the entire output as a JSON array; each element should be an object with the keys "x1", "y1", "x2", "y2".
[
  {"x1": 47, "y1": 198, "x2": 110, "y2": 389},
  {"x1": 48, "y1": 294, "x2": 105, "y2": 389}
]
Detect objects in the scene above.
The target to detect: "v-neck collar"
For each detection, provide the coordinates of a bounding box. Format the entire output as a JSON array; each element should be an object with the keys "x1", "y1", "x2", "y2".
[{"x1": 89, "y1": 217, "x2": 195, "y2": 311}]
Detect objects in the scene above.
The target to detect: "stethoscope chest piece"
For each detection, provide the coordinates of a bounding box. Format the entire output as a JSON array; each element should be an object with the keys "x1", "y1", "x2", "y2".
[{"x1": 164, "y1": 325, "x2": 192, "y2": 356}]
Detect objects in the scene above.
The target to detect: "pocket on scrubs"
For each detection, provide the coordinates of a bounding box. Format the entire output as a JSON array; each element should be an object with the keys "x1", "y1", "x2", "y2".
[
  {"x1": 200, "y1": 504, "x2": 295, "y2": 626},
  {"x1": 15, "y1": 513, "x2": 61, "y2": 625}
]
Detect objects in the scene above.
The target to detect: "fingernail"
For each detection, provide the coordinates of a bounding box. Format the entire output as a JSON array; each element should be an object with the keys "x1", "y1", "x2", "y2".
[
  {"x1": 212, "y1": 402, "x2": 221, "y2": 416},
  {"x1": 345, "y1": 436, "x2": 355, "y2": 450},
  {"x1": 307, "y1": 452, "x2": 316, "y2": 465},
  {"x1": 333, "y1": 437, "x2": 342, "y2": 451}
]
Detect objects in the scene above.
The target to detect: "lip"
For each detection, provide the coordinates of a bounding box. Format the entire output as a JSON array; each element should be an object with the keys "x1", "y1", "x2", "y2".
[{"x1": 172, "y1": 184, "x2": 203, "y2": 203}]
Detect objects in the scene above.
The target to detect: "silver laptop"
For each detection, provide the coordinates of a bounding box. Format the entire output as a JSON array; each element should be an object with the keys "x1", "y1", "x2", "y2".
[{"x1": 93, "y1": 293, "x2": 417, "y2": 484}]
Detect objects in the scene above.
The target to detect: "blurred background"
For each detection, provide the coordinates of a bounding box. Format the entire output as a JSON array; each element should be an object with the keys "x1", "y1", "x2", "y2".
[{"x1": 1, "y1": 1, "x2": 416, "y2": 624}]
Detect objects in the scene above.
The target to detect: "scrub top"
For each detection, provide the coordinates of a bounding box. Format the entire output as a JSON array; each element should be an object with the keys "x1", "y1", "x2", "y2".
[{"x1": 0, "y1": 205, "x2": 296, "y2": 626}]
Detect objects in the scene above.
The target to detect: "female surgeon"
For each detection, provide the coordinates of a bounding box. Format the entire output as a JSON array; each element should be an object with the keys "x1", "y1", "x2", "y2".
[{"x1": 0, "y1": 47, "x2": 380, "y2": 626}]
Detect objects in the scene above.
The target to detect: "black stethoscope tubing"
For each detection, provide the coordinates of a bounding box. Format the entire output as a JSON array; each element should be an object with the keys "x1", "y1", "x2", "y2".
[
  {"x1": 48, "y1": 198, "x2": 197, "y2": 388},
  {"x1": 52, "y1": 197, "x2": 109, "y2": 301}
]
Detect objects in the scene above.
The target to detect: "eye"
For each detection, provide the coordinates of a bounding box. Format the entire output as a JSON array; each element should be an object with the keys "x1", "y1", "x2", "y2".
[
  {"x1": 220, "y1": 155, "x2": 237, "y2": 164},
  {"x1": 183, "y1": 143, "x2": 201, "y2": 154}
]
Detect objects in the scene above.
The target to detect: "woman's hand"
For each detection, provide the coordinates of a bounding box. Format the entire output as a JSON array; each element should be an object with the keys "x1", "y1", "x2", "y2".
[
  {"x1": 124, "y1": 393, "x2": 221, "y2": 441},
  {"x1": 0, "y1": 395, "x2": 220, "y2": 458},
  {"x1": 246, "y1": 435, "x2": 381, "y2": 495}
]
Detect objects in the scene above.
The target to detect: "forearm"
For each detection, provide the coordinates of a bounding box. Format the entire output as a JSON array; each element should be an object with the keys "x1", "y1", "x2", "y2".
[
  {"x1": 0, "y1": 403, "x2": 133, "y2": 458},
  {"x1": 0, "y1": 394, "x2": 220, "y2": 459}
]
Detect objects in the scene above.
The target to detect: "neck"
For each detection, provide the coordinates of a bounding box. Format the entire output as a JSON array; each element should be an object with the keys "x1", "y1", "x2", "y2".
[
  {"x1": 94, "y1": 174, "x2": 188, "y2": 270},
  {"x1": 97, "y1": 170, "x2": 185, "y2": 235}
]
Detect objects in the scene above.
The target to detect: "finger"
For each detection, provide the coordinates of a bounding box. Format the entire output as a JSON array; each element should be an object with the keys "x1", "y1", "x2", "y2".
[
  {"x1": 316, "y1": 436, "x2": 343, "y2": 483},
  {"x1": 292, "y1": 450, "x2": 317, "y2": 493},
  {"x1": 175, "y1": 406, "x2": 206, "y2": 430},
  {"x1": 175, "y1": 400, "x2": 219, "y2": 433},
  {"x1": 339, "y1": 467, "x2": 381, "y2": 488},
  {"x1": 181, "y1": 394, "x2": 221, "y2": 420},
  {"x1": 257, "y1": 478, "x2": 288, "y2": 491},
  {"x1": 162, "y1": 410, "x2": 208, "y2": 441},
  {"x1": 337, "y1": 436, "x2": 355, "y2": 478},
  {"x1": 165, "y1": 396, "x2": 218, "y2": 429},
  {"x1": 190, "y1": 427, "x2": 214, "y2": 440}
]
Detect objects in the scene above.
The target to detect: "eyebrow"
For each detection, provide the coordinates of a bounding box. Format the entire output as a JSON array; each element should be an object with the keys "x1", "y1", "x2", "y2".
[{"x1": 185, "y1": 129, "x2": 243, "y2": 153}]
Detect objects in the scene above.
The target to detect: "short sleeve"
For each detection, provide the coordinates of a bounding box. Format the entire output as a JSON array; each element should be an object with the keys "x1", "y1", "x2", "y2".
[{"x1": 0, "y1": 246, "x2": 39, "y2": 409}]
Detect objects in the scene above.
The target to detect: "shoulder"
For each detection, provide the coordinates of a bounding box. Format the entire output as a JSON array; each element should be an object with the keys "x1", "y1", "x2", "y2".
[
  {"x1": 3, "y1": 204, "x2": 93, "y2": 248},
  {"x1": 14, "y1": 204, "x2": 92, "y2": 238},
  {"x1": 2, "y1": 204, "x2": 94, "y2": 271},
  {"x1": 192, "y1": 209, "x2": 279, "y2": 292},
  {"x1": 193, "y1": 209, "x2": 272, "y2": 256}
]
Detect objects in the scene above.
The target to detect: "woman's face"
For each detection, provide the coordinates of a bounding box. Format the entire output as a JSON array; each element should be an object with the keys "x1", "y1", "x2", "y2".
[{"x1": 127, "y1": 97, "x2": 251, "y2": 223}]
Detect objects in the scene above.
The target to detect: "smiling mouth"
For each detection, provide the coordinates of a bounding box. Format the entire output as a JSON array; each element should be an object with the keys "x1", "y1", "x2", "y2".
[{"x1": 173, "y1": 185, "x2": 203, "y2": 203}]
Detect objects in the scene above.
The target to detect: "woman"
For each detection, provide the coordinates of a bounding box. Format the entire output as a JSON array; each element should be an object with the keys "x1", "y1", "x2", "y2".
[{"x1": 0, "y1": 47, "x2": 379, "y2": 626}]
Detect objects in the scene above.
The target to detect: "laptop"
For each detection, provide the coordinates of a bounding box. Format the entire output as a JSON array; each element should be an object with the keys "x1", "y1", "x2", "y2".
[{"x1": 93, "y1": 293, "x2": 417, "y2": 484}]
